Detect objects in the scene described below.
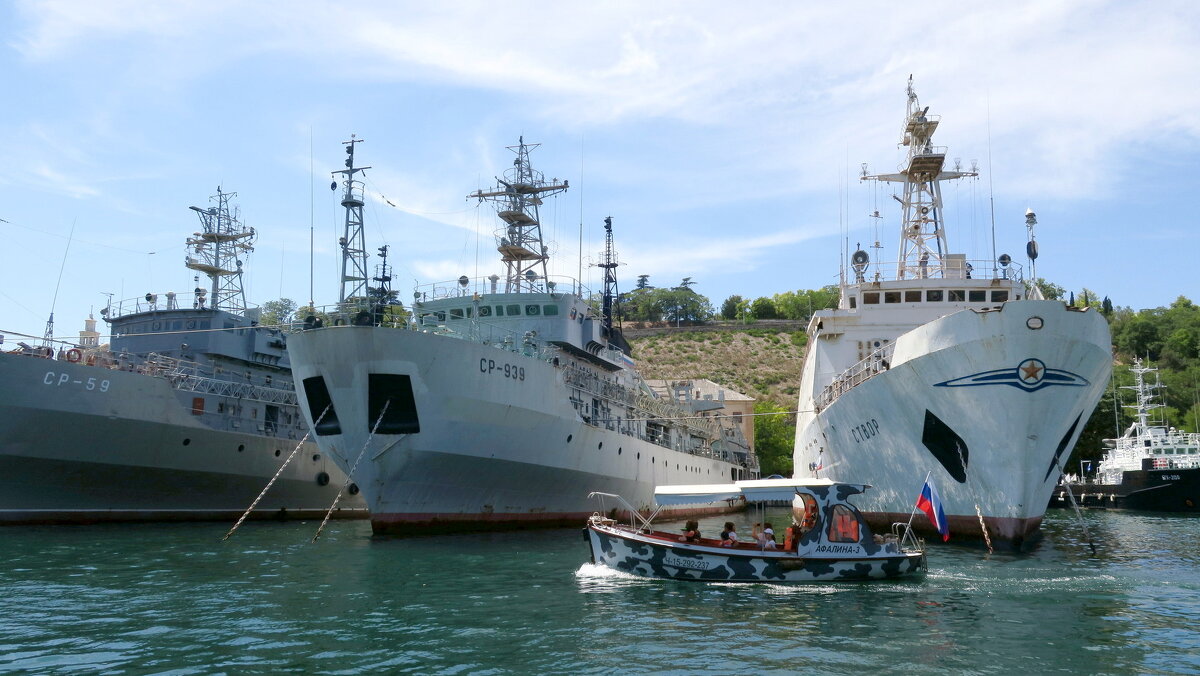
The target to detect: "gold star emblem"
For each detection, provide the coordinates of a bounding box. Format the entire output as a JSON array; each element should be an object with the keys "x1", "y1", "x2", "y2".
[{"x1": 1020, "y1": 361, "x2": 1044, "y2": 381}]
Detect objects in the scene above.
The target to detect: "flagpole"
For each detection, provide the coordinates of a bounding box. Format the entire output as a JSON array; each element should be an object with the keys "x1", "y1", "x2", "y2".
[{"x1": 905, "y1": 470, "x2": 932, "y2": 532}]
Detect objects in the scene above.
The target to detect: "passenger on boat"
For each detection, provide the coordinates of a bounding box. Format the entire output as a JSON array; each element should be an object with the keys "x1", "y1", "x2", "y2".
[
  {"x1": 754, "y1": 522, "x2": 777, "y2": 550},
  {"x1": 719, "y1": 522, "x2": 739, "y2": 547},
  {"x1": 678, "y1": 520, "x2": 701, "y2": 543}
]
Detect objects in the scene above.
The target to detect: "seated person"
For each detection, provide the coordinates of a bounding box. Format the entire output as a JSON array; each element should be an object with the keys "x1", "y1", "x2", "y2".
[
  {"x1": 719, "y1": 522, "x2": 739, "y2": 547},
  {"x1": 678, "y1": 520, "x2": 701, "y2": 543},
  {"x1": 758, "y1": 522, "x2": 778, "y2": 550}
]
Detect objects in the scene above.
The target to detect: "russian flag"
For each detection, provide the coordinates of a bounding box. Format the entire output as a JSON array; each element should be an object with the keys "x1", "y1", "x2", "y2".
[{"x1": 916, "y1": 478, "x2": 950, "y2": 542}]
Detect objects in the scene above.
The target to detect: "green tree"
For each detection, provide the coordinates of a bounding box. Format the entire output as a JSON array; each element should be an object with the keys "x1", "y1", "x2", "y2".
[
  {"x1": 750, "y1": 297, "x2": 778, "y2": 319},
  {"x1": 1034, "y1": 278, "x2": 1065, "y2": 300},
  {"x1": 720, "y1": 295, "x2": 744, "y2": 320},
  {"x1": 259, "y1": 298, "x2": 298, "y2": 327},
  {"x1": 753, "y1": 401, "x2": 795, "y2": 476}
]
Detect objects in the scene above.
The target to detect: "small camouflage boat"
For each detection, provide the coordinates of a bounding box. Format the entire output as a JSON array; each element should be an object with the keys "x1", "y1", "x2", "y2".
[{"x1": 585, "y1": 478, "x2": 927, "y2": 583}]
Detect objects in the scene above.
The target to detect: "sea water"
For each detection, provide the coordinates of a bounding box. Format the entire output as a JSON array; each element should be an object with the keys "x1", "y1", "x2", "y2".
[{"x1": 1, "y1": 508, "x2": 1198, "y2": 675}]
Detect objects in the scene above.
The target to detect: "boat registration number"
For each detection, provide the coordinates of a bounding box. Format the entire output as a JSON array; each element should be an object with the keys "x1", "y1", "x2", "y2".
[
  {"x1": 1162, "y1": 475, "x2": 1181, "y2": 481},
  {"x1": 665, "y1": 556, "x2": 709, "y2": 570},
  {"x1": 43, "y1": 371, "x2": 111, "y2": 392},
  {"x1": 479, "y1": 358, "x2": 525, "y2": 381}
]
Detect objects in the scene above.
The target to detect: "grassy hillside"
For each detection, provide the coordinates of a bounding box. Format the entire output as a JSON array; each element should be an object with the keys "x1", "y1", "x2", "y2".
[{"x1": 628, "y1": 327, "x2": 807, "y2": 408}]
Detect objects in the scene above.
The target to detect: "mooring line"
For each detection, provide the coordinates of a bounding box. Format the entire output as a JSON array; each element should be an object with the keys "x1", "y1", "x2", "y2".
[
  {"x1": 955, "y1": 442, "x2": 993, "y2": 554},
  {"x1": 311, "y1": 400, "x2": 391, "y2": 544},
  {"x1": 223, "y1": 405, "x2": 331, "y2": 541},
  {"x1": 1054, "y1": 456, "x2": 1097, "y2": 554}
]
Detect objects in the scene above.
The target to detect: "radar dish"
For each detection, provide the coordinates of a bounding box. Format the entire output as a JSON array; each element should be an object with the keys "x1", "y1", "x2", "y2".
[
  {"x1": 851, "y1": 249, "x2": 870, "y2": 269},
  {"x1": 998, "y1": 254, "x2": 1011, "y2": 267}
]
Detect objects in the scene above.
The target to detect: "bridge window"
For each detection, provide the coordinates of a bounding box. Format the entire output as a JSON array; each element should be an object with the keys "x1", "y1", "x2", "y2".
[
  {"x1": 506, "y1": 304, "x2": 521, "y2": 316},
  {"x1": 478, "y1": 306, "x2": 492, "y2": 317},
  {"x1": 525, "y1": 304, "x2": 541, "y2": 316},
  {"x1": 449, "y1": 308, "x2": 465, "y2": 320},
  {"x1": 862, "y1": 292, "x2": 880, "y2": 305},
  {"x1": 991, "y1": 290, "x2": 1009, "y2": 302},
  {"x1": 905, "y1": 291, "x2": 922, "y2": 302},
  {"x1": 884, "y1": 292, "x2": 901, "y2": 303},
  {"x1": 927, "y1": 290, "x2": 944, "y2": 302},
  {"x1": 543, "y1": 305, "x2": 559, "y2": 316},
  {"x1": 849, "y1": 296, "x2": 856, "y2": 308},
  {"x1": 949, "y1": 290, "x2": 966, "y2": 301},
  {"x1": 969, "y1": 290, "x2": 986, "y2": 302}
]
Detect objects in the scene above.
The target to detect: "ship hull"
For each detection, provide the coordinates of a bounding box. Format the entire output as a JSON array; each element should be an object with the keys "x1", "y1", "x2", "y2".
[
  {"x1": 289, "y1": 327, "x2": 749, "y2": 535},
  {"x1": 0, "y1": 353, "x2": 366, "y2": 523},
  {"x1": 796, "y1": 301, "x2": 1111, "y2": 549},
  {"x1": 1054, "y1": 468, "x2": 1200, "y2": 512}
]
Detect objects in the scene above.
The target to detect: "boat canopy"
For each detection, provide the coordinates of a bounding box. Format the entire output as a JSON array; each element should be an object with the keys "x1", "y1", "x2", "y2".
[{"x1": 653, "y1": 478, "x2": 860, "y2": 506}]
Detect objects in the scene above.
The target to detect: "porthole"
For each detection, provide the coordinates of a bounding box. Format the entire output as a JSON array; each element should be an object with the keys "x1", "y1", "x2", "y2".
[
  {"x1": 599, "y1": 442, "x2": 604, "y2": 450},
  {"x1": 182, "y1": 438, "x2": 191, "y2": 446},
  {"x1": 1027, "y1": 316, "x2": 1044, "y2": 330},
  {"x1": 312, "y1": 454, "x2": 321, "y2": 462},
  {"x1": 275, "y1": 449, "x2": 282, "y2": 457},
  {"x1": 567, "y1": 435, "x2": 573, "y2": 443},
  {"x1": 617, "y1": 447, "x2": 621, "y2": 455}
]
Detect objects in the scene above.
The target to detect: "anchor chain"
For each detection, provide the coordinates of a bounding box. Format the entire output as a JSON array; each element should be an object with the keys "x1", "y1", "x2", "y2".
[
  {"x1": 955, "y1": 442, "x2": 993, "y2": 554},
  {"x1": 223, "y1": 404, "x2": 332, "y2": 541},
  {"x1": 311, "y1": 400, "x2": 391, "y2": 544}
]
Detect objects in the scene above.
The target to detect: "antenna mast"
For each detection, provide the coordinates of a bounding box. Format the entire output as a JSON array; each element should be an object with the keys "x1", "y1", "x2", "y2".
[
  {"x1": 186, "y1": 187, "x2": 255, "y2": 314},
  {"x1": 468, "y1": 137, "x2": 568, "y2": 293},
  {"x1": 372, "y1": 244, "x2": 393, "y2": 323},
  {"x1": 862, "y1": 76, "x2": 976, "y2": 279},
  {"x1": 599, "y1": 216, "x2": 620, "y2": 333},
  {"x1": 333, "y1": 135, "x2": 371, "y2": 309}
]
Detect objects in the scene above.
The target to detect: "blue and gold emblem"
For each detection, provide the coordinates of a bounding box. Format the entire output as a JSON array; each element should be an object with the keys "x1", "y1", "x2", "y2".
[{"x1": 934, "y1": 358, "x2": 1089, "y2": 392}]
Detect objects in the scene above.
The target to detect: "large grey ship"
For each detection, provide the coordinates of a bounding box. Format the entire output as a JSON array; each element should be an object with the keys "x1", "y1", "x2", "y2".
[
  {"x1": 0, "y1": 188, "x2": 365, "y2": 524},
  {"x1": 288, "y1": 137, "x2": 758, "y2": 535}
]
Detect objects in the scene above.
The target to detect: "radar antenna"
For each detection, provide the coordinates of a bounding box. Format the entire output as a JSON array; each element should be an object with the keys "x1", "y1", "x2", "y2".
[
  {"x1": 861, "y1": 76, "x2": 977, "y2": 279},
  {"x1": 332, "y1": 135, "x2": 371, "y2": 310},
  {"x1": 186, "y1": 187, "x2": 255, "y2": 314},
  {"x1": 468, "y1": 137, "x2": 568, "y2": 293}
]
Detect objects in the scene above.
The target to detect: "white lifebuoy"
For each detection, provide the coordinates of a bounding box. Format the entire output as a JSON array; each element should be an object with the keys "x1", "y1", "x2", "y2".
[{"x1": 65, "y1": 348, "x2": 83, "y2": 363}]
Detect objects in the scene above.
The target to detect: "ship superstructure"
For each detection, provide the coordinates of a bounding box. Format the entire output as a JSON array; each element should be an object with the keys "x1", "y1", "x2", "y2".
[
  {"x1": 288, "y1": 138, "x2": 758, "y2": 534},
  {"x1": 793, "y1": 78, "x2": 1111, "y2": 549},
  {"x1": 0, "y1": 188, "x2": 365, "y2": 523}
]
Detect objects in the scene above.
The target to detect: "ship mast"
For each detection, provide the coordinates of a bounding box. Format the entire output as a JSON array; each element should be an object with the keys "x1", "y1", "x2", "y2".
[
  {"x1": 468, "y1": 137, "x2": 568, "y2": 293},
  {"x1": 862, "y1": 76, "x2": 976, "y2": 279},
  {"x1": 186, "y1": 187, "x2": 255, "y2": 314},
  {"x1": 332, "y1": 135, "x2": 371, "y2": 309},
  {"x1": 599, "y1": 216, "x2": 619, "y2": 334},
  {"x1": 1124, "y1": 359, "x2": 1164, "y2": 434}
]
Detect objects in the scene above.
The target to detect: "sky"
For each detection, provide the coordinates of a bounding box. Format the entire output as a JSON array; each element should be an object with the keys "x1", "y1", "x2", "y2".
[{"x1": 1, "y1": 1, "x2": 1198, "y2": 344}]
